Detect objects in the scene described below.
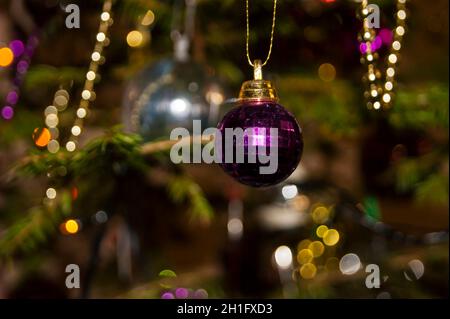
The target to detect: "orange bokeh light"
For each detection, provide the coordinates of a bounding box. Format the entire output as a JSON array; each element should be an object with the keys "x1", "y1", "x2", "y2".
[
  {"x1": 33, "y1": 127, "x2": 51, "y2": 147},
  {"x1": 0, "y1": 47, "x2": 14, "y2": 67}
]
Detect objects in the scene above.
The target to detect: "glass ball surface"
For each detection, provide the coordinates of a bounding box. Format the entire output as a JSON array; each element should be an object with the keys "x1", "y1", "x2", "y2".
[{"x1": 217, "y1": 100, "x2": 303, "y2": 187}]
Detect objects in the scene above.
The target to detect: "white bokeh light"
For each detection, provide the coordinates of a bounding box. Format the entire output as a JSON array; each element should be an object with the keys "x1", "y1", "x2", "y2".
[
  {"x1": 170, "y1": 98, "x2": 189, "y2": 116},
  {"x1": 281, "y1": 185, "x2": 298, "y2": 200},
  {"x1": 274, "y1": 245, "x2": 293, "y2": 269},
  {"x1": 339, "y1": 253, "x2": 361, "y2": 275}
]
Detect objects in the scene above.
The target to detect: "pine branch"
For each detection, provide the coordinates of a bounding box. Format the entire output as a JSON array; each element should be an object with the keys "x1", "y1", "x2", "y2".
[
  {"x1": 1, "y1": 130, "x2": 215, "y2": 260},
  {"x1": 168, "y1": 175, "x2": 214, "y2": 224},
  {"x1": 0, "y1": 190, "x2": 72, "y2": 263}
]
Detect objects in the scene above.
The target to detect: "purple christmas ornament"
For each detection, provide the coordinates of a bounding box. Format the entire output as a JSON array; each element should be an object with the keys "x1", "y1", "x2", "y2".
[{"x1": 217, "y1": 100, "x2": 303, "y2": 187}]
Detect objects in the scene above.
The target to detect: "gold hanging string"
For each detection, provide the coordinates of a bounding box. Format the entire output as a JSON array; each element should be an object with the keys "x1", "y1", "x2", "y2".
[{"x1": 246, "y1": 0, "x2": 277, "y2": 67}]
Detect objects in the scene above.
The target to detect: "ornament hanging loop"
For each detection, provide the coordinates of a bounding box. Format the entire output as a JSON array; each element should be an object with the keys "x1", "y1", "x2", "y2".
[
  {"x1": 246, "y1": 0, "x2": 277, "y2": 68},
  {"x1": 253, "y1": 59, "x2": 263, "y2": 80}
]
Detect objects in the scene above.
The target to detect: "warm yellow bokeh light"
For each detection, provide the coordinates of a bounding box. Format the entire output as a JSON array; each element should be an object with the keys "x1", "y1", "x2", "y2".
[
  {"x1": 141, "y1": 10, "x2": 155, "y2": 26},
  {"x1": 312, "y1": 205, "x2": 329, "y2": 224},
  {"x1": 308, "y1": 241, "x2": 325, "y2": 258},
  {"x1": 0, "y1": 47, "x2": 14, "y2": 67},
  {"x1": 318, "y1": 63, "x2": 336, "y2": 82},
  {"x1": 300, "y1": 263, "x2": 317, "y2": 279},
  {"x1": 323, "y1": 229, "x2": 340, "y2": 246},
  {"x1": 297, "y1": 239, "x2": 311, "y2": 251},
  {"x1": 297, "y1": 249, "x2": 313, "y2": 265},
  {"x1": 64, "y1": 219, "x2": 79, "y2": 234},
  {"x1": 33, "y1": 127, "x2": 51, "y2": 147},
  {"x1": 127, "y1": 30, "x2": 143, "y2": 47},
  {"x1": 316, "y1": 225, "x2": 328, "y2": 238}
]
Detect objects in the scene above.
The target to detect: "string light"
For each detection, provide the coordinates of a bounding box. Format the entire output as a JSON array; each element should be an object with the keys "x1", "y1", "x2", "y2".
[
  {"x1": 46, "y1": 187, "x2": 57, "y2": 199},
  {"x1": 66, "y1": 141, "x2": 76, "y2": 152},
  {"x1": 76, "y1": 108, "x2": 87, "y2": 118},
  {"x1": 100, "y1": 12, "x2": 110, "y2": 22},
  {"x1": 36, "y1": 0, "x2": 113, "y2": 212},
  {"x1": 359, "y1": 0, "x2": 407, "y2": 110},
  {"x1": 69, "y1": 0, "x2": 113, "y2": 145},
  {"x1": 86, "y1": 71, "x2": 96, "y2": 81}
]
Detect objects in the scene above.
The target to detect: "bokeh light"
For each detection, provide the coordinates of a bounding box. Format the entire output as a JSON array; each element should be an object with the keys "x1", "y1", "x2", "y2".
[
  {"x1": 318, "y1": 63, "x2": 336, "y2": 82},
  {"x1": 93, "y1": 210, "x2": 108, "y2": 224},
  {"x1": 312, "y1": 205, "x2": 329, "y2": 224},
  {"x1": 86, "y1": 71, "x2": 96, "y2": 81},
  {"x1": 300, "y1": 263, "x2": 317, "y2": 279},
  {"x1": 1, "y1": 106, "x2": 14, "y2": 120},
  {"x1": 281, "y1": 184, "x2": 298, "y2": 200},
  {"x1": 77, "y1": 108, "x2": 87, "y2": 118},
  {"x1": 274, "y1": 245, "x2": 293, "y2": 269},
  {"x1": 227, "y1": 217, "x2": 243, "y2": 237},
  {"x1": 66, "y1": 141, "x2": 76, "y2": 152},
  {"x1": 323, "y1": 229, "x2": 340, "y2": 246},
  {"x1": 379, "y1": 28, "x2": 393, "y2": 45},
  {"x1": 297, "y1": 248, "x2": 313, "y2": 264},
  {"x1": 316, "y1": 225, "x2": 328, "y2": 238},
  {"x1": 6, "y1": 91, "x2": 19, "y2": 105},
  {"x1": 308, "y1": 241, "x2": 325, "y2": 258},
  {"x1": 64, "y1": 219, "x2": 79, "y2": 234},
  {"x1": 45, "y1": 114, "x2": 59, "y2": 128},
  {"x1": 297, "y1": 239, "x2": 311, "y2": 251},
  {"x1": 339, "y1": 253, "x2": 361, "y2": 275},
  {"x1": 175, "y1": 288, "x2": 189, "y2": 299},
  {"x1": 127, "y1": 30, "x2": 144, "y2": 47},
  {"x1": 9, "y1": 40, "x2": 25, "y2": 57},
  {"x1": 141, "y1": 10, "x2": 155, "y2": 26},
  {"x1": 292, "y1": 194, "x2": 310, "y2": 211},
  {"x1": 46, "y1": 187, "x2": 57, "y2": 199},
  {"x1": 161, "y1": 292, "x2": 175, "y2": 299},
  {"x1": 404, "y1": 259, "x2": 425, "y2": 281},
  {"x1": 17, "y1": 60, "x2": 29, "y2": 74},
  {"x1": 47, "y1": 140, "x2": 60, "y2": 153},
  {"x1": 33, "y1": 127, "x2": 51, "y2": 147},
  {"x1": 91, "y1": 52, "x2": 101, "y2": 61},
  {"x1": 0, "y1": 47, "x2": 14, "y2": 67}
]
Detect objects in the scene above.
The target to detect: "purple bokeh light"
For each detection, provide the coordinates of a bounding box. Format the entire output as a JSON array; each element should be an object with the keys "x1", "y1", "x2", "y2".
[
  {"x1": 17, "y1": 60, "x2": 29, "y2": 74},
  {"x1": 359, "y1": 35, "x2": 383, "y2": 54},
  {"x1": 1, "y1": 106, "x2": 14, "y2": 120},
  {"x1": 161, "y1": 292, "x2": 175, "y2": 299},
  {"x1": 6, "y1": 91, "x2": 19, "y2": 105},
  {"x1": 10, "y1": 40, "x2": 25, "y2": 57},
  {"x1": 175, "y1": 288, "x2": 189, "y2": 299},
  {"x1": 379, "y1": 28, "x2": 393, "y2": 45}
]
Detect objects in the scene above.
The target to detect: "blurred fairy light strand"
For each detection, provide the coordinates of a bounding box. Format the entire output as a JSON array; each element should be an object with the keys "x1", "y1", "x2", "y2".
[
  {"x1": 359, "y1": 0, "x2": 407, "y2": 110},
  {"x1": 67, "y1": 0, "x2": 114, "y2": 151},
  {"x1": 35, "y1": 1, "x2": 113, "y2": 227}
]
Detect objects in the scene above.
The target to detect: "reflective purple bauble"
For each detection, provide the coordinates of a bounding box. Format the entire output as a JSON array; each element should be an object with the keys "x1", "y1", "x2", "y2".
[{"x1": 217, "y1": 100, "x2": 303, "y2": 187}]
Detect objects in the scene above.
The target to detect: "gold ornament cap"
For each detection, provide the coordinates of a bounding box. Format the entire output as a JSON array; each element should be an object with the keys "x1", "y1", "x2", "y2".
[{"x1": 238, "y1": 60, "x2": 278, "y2": 102}]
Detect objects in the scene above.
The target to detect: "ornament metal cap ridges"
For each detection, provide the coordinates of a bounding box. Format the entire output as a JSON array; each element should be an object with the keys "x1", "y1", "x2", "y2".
[{"x1": 238, "y1": 59, "x2": 278, "y2": 102}]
